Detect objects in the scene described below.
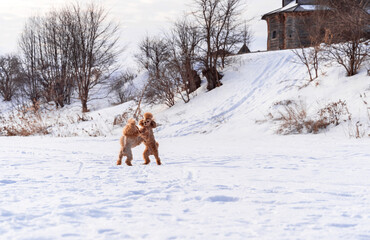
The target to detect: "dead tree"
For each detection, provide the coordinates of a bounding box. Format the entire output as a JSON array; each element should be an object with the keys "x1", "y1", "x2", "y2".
[
  {"x1": 109, "y1": 71, "x2": 137, "y2": 104},
  {"x1": 19, "y1": 17, "x2": 42, "y2": 108},
  {"x1": 37, "y1": 10, "x2": 75, "y2": 107},
  {"x1": 167, "y1": 18, "x2": 202, "y2": 103},
  {"x1": 65, "y1": 3, "x2": 121, "y2": 112},
  {"x1": 0, "y1": 54, "x2": 23, "y2": 101},
  {"x1": 218, "y1": 5, "x2": 250, "y2": 68},
  {"x1": 291, "y1": 10, "x2": 326, "y2": 82},
  {"x1": 27, "y1": 12, "x2": 72, "y2": 108},
  {"x1": 137, "y1": 35, "x2": 176, "y2": 107},
  {"x1": 321, "y1": 0, "x2": 369, "y2": 76},
  {"x1": 193, "y1": 0, "x2": 247, "y2": 90}
]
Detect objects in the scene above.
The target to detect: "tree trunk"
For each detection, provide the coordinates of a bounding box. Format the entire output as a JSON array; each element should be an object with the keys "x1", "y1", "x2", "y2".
[
  {"x1": 81, "y1": 99, "x2": 88, "y2": 113},
  {"x1": 202, "y1": 67, "x2": 223, "y2": 91},
  {"x1": 188, "y1": 69, "x2": 201, "y2": 93}
]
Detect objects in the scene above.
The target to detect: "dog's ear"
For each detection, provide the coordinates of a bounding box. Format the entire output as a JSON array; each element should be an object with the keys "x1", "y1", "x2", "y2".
[
  {"x1": 139, "y1": 119, "x2": 144, "y2": 127},
  {"x1": 151, "y1": 120, "x2": 157, "y2": 128}
]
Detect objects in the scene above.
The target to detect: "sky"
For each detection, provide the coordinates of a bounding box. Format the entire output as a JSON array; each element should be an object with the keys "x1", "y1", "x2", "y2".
[{"x1": 0, "y1": 0, "x2": 281, "y2": 62}]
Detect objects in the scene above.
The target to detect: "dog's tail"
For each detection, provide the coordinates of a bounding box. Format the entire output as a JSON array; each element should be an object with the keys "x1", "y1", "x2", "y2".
[
  {"x1": 127, "y1": 118, "x2": 136, "y2": 125},
  {"x1": 123, "y1": 118, "x2": 139, "y2": 137}
]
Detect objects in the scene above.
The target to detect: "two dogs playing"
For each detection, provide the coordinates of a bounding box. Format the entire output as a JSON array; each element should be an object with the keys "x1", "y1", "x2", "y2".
[{"x1": 117, "y1": 112, "x2": 161, "y2": 166}]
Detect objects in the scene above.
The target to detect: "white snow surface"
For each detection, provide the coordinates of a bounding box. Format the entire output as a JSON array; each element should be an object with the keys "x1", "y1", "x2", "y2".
[
  {"x1": 1, "y1": 135, "x2": 370, "y2": 240},
  {"x1": 1, "y1": 49, "x2": 370, "y2": 239}
]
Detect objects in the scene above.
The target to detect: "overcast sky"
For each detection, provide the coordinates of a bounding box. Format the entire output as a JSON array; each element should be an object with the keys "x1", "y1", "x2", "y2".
[{"x1": 0, "y1": 0, "x2": 280, "y2": 59}]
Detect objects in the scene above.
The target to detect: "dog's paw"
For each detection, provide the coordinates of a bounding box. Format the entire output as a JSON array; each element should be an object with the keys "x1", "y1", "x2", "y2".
[{"x1": 125, "y1": 160, "x2": 133, "y2": 166}]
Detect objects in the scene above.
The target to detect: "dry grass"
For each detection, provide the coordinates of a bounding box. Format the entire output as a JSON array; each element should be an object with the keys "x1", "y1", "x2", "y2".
[
  {"x1": 317, "y1": 100, "x2": 351, "y2": 126},
  {"x1": 113, "y1": 107, "x2": 138, "y2": 127},
  {"x1": 0, "y1": 103, "x2": 50, "y2": 136},
  {"x1": 347, "y1": 93, "x2": 370, "y2": 138},
  {"x1": 270, "y1": 100, "x2": 352, "y2": 135},
  {"x1": 0, "y1": 103, "x2": 113, "y2": 137}
]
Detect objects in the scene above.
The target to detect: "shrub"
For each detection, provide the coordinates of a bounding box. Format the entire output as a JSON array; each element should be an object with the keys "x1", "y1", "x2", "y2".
[
  {"x1": 318, "y1": 100, "x2": 351, "y2": 126},
  {"x1": 0, "y1": 104, "x2": 50, "y2": 136},
  {"x1": 272, "y1": 100, "x2": 352, "y2": 135}
]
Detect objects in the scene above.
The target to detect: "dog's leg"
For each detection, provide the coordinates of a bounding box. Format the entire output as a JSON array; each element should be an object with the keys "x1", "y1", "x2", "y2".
[
  {"x1": 153, "y1": 150, "x2": 161, "y2": 165},
  {"x1": 125, "y1": 149, "x2": 133, "y2": 166},
  {"x1": 153, "y1": 142, "x2": 161, "y2": 165},
  {"x1": 117, "y1": 136, "x2": 125, "y2": 165},
  {"x1": 117, "y1": 148, "x2": 124, "y2": 165},
  {"x1": 143, "y1": 148, "x2": 150, "y2": 165}
]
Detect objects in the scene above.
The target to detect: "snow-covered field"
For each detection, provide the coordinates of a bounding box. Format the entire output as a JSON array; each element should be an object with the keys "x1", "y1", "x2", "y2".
[
  {"x1": 1, "y1": 50, "x2": 370, "y2": 239},
  {"x1": 1, "y1": 135, "x2": 370, "y2": 239}
]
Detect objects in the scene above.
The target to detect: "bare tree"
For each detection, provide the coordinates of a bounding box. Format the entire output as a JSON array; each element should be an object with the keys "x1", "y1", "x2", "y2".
[
  {"x1": 218, "y1": 6, "x2": 250, "y2": 68},
  {"x1": 18, "y1": 3, "x2": 121, "y2": 112},
  {"x1": 292, "y1": 46, "x2": 321, "y2": 82},
  {"x1": 0, "y1": 54, "x2": 23, "y2": 101},
  {"x1": 37, "y1": 10, "x2": 75, "y2": 107},
  {"x1": 292, "y1": 10, "x2": 326, "y2": 82},
  {"x1": 137, "y1": 35, "x2": 176, "y2": 107},
  {"x1": 23, "y1": 11, "x2": 75, "y2": 108},
  {"x1": 193, "y1": 0, "x2": 247, "y2": 90},
  {"x1": 65, "y1": 3, "x2": 121, "y2": 112},
  {"x1": 321, "y1": 0, "x2": 369, "y2": 76},
  {"x1": 110, "y1": 71, "x2": 137, "y2": 104},
  {"x1": 19, "y1": 17, "x2": 42, "y2": 108},
  {"x1": 167, "y1": 18, "x2": 202, "y2": 103}
]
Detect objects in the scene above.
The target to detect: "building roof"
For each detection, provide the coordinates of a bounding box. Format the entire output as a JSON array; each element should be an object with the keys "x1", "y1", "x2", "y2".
[
  {"x1": 262, "y1": 1, "x2": 320, "y2": 20},
  {"x1": 237, "y1": 44, "x2": 251, "y2": 54}
]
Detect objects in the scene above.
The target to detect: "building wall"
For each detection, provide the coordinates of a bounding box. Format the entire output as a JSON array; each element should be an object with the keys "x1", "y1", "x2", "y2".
[
  {"x1": 266, "y1": 15, "x2": 285, "y2": 50},
  {"x1": 266, "y1": 12, "x2": 313, "y2": 51},
  {"x1": 285, "y1": 13, "x2": 312, "y2": 49}
]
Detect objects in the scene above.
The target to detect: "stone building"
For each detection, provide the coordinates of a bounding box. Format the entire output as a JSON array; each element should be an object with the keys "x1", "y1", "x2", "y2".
[{"x1": 262, "y1": 0, "x2": 321, "y2": 51}]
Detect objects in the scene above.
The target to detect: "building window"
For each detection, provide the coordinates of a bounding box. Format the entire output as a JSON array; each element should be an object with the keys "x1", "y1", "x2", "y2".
[{"x1": 272, "y1": 31, "x2": 277, "y2": 39}]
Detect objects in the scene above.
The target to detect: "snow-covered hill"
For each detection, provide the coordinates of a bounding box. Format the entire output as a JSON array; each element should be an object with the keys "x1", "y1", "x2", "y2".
[
  {"x1": 0, "y1": 49, "x2": 369, "y2": 239},
  {"x1": 154, "y1": 50, "x2": 369, "y2": 139},
  {"x1": 2, "y1": 49, "x2": 368, "y2": 138}
]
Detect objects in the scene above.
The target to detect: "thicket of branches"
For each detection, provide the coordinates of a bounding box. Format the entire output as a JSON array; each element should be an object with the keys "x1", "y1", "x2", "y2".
[
  {"x1": 4, "y1": 0, "x2": 366, "y2": 114},
  {"x1": 136, "y1": 16, "x2": 206, "y2": 107},
  {"x1": 0, "y1": 54, "x2": 23, "y2": 101},
  {"x1": 293, "y1": 0, "x2": 369, "y2": 81},
  {"x1": 193, "y1": 0, "x2": 248, "y2": 90},
  {"x1": 136, "y1": 0, "x2": 251, "y2": 107},
  {"x1": 1, "y1": 3, "x2": 121, "y2": 112},
  {"x1": 322, "y1": 0, "x2": 369, "y2": 77},
  {"x1": 0, "y1": 0, "x2": 252, "y2": 116}
]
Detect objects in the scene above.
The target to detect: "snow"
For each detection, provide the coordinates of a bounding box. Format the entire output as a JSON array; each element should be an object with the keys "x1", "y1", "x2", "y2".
[
  {"x1": 1, "y1": 135, "x2": 370, "y2": 239},
  {"x1": 299, "y1": 5, "x2": 318, "y2": 11},
  {"x1": 1, "y1": 49, "x2": 370, "y2": 239},
  {"x1": 281, "y1": 1, "x2": 298, "y2": 11}
]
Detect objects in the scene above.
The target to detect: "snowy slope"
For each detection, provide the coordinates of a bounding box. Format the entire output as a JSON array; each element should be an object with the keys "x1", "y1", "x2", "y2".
[
  {"x1": 1, "y1": 49, "x2": 370, "y2": 239},
  {"x1": 2, "y1": 49, "x2": 367, "y2": 138},
  {"x1": 154, "y1": 50, "x2": 369, "y2": 139}
]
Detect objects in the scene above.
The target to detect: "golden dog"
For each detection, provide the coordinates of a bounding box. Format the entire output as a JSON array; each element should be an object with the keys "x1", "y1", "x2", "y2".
[
  {"x1": 139, "y1": 112, "x2": 161, "y2": 165},
  {"x1": 117, "y1": 119, "x2": 143, "y2": 166}
]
